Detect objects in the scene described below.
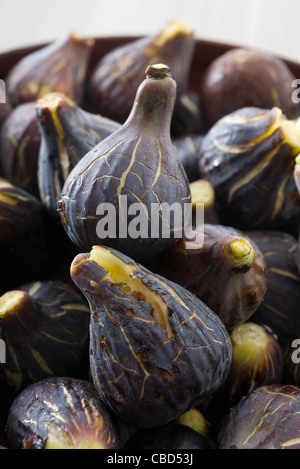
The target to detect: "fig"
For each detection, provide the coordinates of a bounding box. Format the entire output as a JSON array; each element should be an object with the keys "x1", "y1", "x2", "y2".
[
  {"x1": 248, "y1": 230, "x2": 300, "y2": 345},
  {"x1": 172, "y1": 134, "x2": 203, "y2": 182},
  {"x1": 6, "y1": 32, "x2": 94, "y2": 107},
  {"x1": 88, "y1": 19, "x2": 199, "y2": 134},
  {"x1": 155, "y1": 224, "x2": 267, "y2": 330},
  {"x1": 0, "y1": 280, "x2": 90, "y2": 392},
  {"x1": 218, "y1": 384, "x2": 300, "y2": 449},
  {"x1": 70, "y1": 244, "x2": 232, "y2": 429},
  {"x1": 200, "y1": 47, "x2": 300, "y2": 129},
  {"x1": 124, "y1": 422, "x2": 210, "y2": 449},
  {"x1": 6, "y1": 377, "x2": 120, "y2": 449},
  {"x1": 0, "y1": 178, "x2": 62, "y2": 293},
  {"x1": 199, "y1": 106, "x2": 300, "y2": 231},
  {"x1": 0, "y1": 102, "x2": 41, "y2": 197},
  {"x1": 36, "y1": 91, "x2": 121, "y2": 212},
  {"x1": 59, "y1": 64, "x2": 191, "y2": 266},
  {"x1": 203, "y1": 322, "x2": 284, "y2": 436},
  {"x1": 175, "y1": 407, "x2": 210, "y2": 439}
]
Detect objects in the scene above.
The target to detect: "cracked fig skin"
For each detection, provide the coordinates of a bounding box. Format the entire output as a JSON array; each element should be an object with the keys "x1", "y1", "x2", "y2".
[
  {"x1": 70, "y1": 245, "x2": 232, "y2": 429},
  {"x1": 218, "y1": 384, "x2": 300, "y2": 449}
]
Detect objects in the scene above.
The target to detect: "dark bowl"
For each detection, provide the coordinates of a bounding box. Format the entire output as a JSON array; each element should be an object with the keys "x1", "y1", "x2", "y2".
[{"x1": 1, "y1": 36, "x2": 300, "y2": 101}]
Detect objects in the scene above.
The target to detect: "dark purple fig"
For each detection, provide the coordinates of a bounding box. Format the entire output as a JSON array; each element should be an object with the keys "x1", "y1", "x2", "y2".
[
  {"x1": 0, "y1": 280, "x2": 90, "y2": 392},
  {"x1": 88, "y1": 20, "x2": 199, "y2": 135},
  {"x1": 218, "y1": 384, "x2": 300, "y2": 449},
  {"x1": 200, "y1": 47, "x2": 300, "y2": 129},
  {"x1": 0, "y1": 102, "x2": 11, "y2": 129},
  {"x1": 172, "y1": 134, "x2": 203, "y2": 182},
  {"x1": 293, "y1": 154, "x2": 300, "y2": 274},
  {"x1": 0, "y1": 102, "x2": 41, "y2": 197},
  {"x1": 199, "y1": 106, "x2": 300, "y2": 232},
  {"x1": 6, "y1": 377, "x2": 120, "y2": 449},
  {"x1": 155, "y1": 224, "x2": 267, "y2": 330},
  {"x1": 189, "y1": 178, "x2": 220, "y2": 224},
  {"x1": 59, "y1": 64, "x2": 191, "y2": 266},
  {"x1": 36, "y1": 91, "x2": 121, "y2": 212},
  {"x1": 70, "y1": 245, "x2": 232, "y2": 429},
  {"x1": 248, "y1": 230, "x2": 300, "y2": 346},
  {"x1": 124, "y1": 422, "x2": 210, "y2": 450},
  {"x1": 6, "y1": 32, "x2": 94, "y2": 107},
  {"x1": 0, "y1": 178, "x2": 64, "y2": 293},
  {"x1": 284, "y1": 344, "x2": 300, "y2": 386}
]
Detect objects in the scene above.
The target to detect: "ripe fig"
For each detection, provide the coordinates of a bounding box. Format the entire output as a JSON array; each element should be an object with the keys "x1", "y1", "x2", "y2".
[
  {"x1": 59, "y1": 64, "x2": 191, "y2": 266},
  {"x1": 218, "y1": 384, "x2": 300, "y2": 449},
  {"x1": 200, "y1": 106, "x2": 300, "y2": 231},
  {"x1": 155, "y1": 224, "x2": 267, "y2": 330},
  {"x1": 0, "y1": 102, "x2": 41, "y2": 197},
  {"x1": 70, "y1": 245, "x2": 232, "y2": 429},
  {"x1": 172, "y1": 134, "x2": 203, "y2": 182},
  {"x1": 248, "y1": 230, "x2": 300, "y2": 346},
  {"x1": 6, "y1": 32, "x2": 94, "y2": 107},
  {"x1": 88, "y1": 19, "x2": 199, "y2": 134},
  {"x1": 200, "y1": 47, "x2": 300, "y2": 129},
  {"x1": 36, "y1": 91, "x2": 121, "y2": 212},
  {"x1": 6, "y1": 377, "x2": 120, "y2": 449},
  {"x1": 0, "y1": 280, "x2": 90, "y2": 392},
  {"x1": 0, "y1": 178, "x2": 62, "y2": 293}
]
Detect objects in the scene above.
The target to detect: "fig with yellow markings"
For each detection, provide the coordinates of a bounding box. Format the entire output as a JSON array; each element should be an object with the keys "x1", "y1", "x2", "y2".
[{"x1": 70, "y1": 245, "x2": 232, "y2": 429}]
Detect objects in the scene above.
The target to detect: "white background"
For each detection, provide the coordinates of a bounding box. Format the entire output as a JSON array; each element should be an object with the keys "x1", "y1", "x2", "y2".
[{"x1": 0, "y1": 0, "x2": 299, "y2": 63}]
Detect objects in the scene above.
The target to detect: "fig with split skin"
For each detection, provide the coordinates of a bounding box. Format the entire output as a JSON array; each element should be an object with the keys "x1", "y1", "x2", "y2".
[
  {"x1": 154, "y1": 224, "x2": 267, "y2": 330},
  {"x1": 218, "y1": 384, "x2": 300, "y2": 449},
  {"x1": 199, "y1": 106, "x2": 300, "y2": 232},
  {"x1": 36, "y1": 91, "x2": 121, "y2": 212},
  {"x1": 6, "y1": 32, "x2": 94, "y2": 107},
  {"x1": 70, "y1": 244, "x2": 232, "y2": 429},
  {"x1": 0, "y1": 280, "x2": 90, "y2": 393},
  {"x1": 59, "y1": 64, "x2": 191, "y2": 267},
  {"x1": 0, "y1": 102, "x2": 41, "y2": 197},
  {"x1": 6, "y1": 377, "x2": 121, "y2": 449},
  {"x1": 88, "y1": 19, "x2": 201, "y2": 136},
  {"x1": 200, "y1": 47, "x2": 300, "y2": 129}
]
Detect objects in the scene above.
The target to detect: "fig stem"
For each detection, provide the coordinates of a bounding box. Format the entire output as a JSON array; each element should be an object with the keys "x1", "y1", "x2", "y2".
[
  {"x1": 226, "y1": 237, "x2": 255, "y2": 268},
  {"x1": 145, "y1": 63, "x2": 171, "y2": 80}
]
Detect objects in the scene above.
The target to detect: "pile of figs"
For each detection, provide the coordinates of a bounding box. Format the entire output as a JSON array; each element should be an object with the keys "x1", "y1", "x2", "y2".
[{"x1": 0, "y1": 19, "x2": 300, "y2": 450}]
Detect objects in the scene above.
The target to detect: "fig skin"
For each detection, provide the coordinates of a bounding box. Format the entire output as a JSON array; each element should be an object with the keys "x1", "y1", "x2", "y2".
[
  {"x1": 88, "y1": 20, "x2": 196, "y2": 128},
  {"x1": 154, "y1": 224, "x2": 267, "y2": 330},
  {"x1": 6, "y1": 32, "x2": 94, "y2": 107},
  {"x1": 199, "y1": 106, "x2": 300, "y2": 232},
  {"x1": 200, "y1": 47, "x2": 300, "y2": 129},
  {"x1": 249, "y1": 230, "x2": 300, "y2": 346},
  {"x1": 172, "y1": 134, "x2": 203, "y2": 182},
  {"x1": 218, "y1": 384, "x2": 300, "y2": 449},
  {"x1": 0, "y1": 280, "x2": 90, "y2": 393},
  {"x1": 124, "y1": 423, "x2": 210, "y2": 449},
  {"x1": 0, "y1": 102, "x2": 41, "y2": 197},
  {"x1": 59, "y1": 64, "x2": 191, "y2": 266},
  {"x1": 70, "y1": 245, "x2": 232, "y2": 430},
  {"x1": 6, "y1": 377, "x2": 121, "y2": 449},
  {"x1": 36, "y1": 91, "x2": 121, "y2": 212},
  {"x1": 0, "y1": 178, "x2": 64, "y2": 293}
]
